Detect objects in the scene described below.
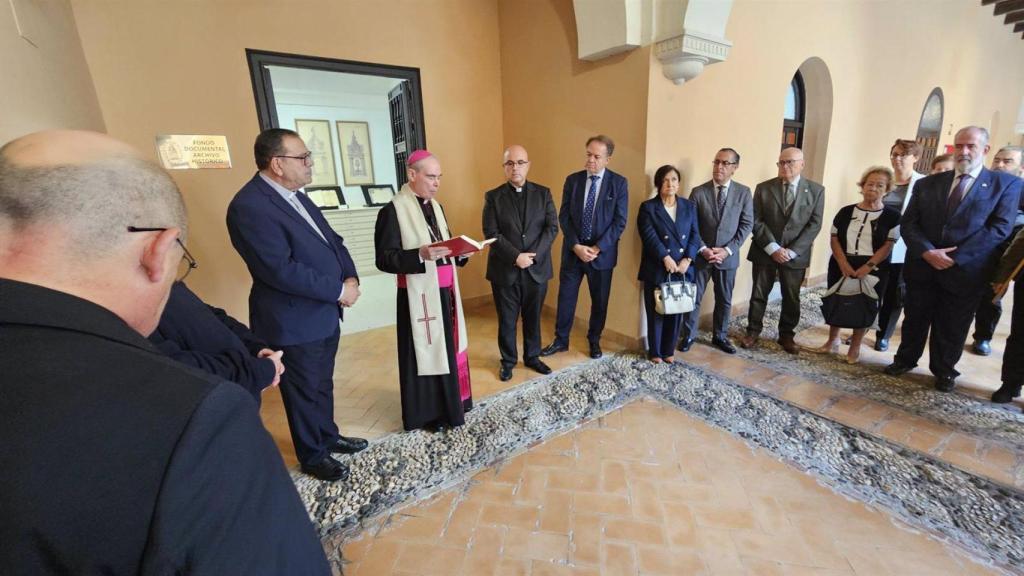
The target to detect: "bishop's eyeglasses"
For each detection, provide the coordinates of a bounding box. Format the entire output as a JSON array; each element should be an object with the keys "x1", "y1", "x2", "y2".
[{"x1": 127, "y1": 226, "x2": 199, "y2": 281}]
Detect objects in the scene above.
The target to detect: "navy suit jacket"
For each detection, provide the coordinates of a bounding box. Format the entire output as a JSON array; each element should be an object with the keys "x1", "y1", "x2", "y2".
[
  {"x1": 636, "y1": 196, "x2": 701, "y2": 284},
  {"x1": 559, "y1": 168, "x2": 629, "y2": 270},
  {"x1": 901, "y1": 167, "x2": 1022, "y2": 294},
  {"x1": 227, "y1": 174, "x2": 358, "y2": 346}
]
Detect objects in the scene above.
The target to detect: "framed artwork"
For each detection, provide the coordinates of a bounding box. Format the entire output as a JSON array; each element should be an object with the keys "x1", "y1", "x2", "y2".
[
  {"x1": 336, "y1": 120, "x2": 375, "y2": 186},
  {"x1": 362, "y1": 184, "x2": 395, "y2": 207},
  {"x1": 305, "y1": 186, "x2": 345, "y2": 210},
  {"x1": 294, "y1": 119, "x2": 338, "y2": 187}
]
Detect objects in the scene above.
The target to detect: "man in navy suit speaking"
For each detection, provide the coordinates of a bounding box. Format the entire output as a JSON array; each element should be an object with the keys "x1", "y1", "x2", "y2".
[
  {"x1": 885, "y1": 126, "x2": 1023, "y2": 392},
  {"x1": 541, "y1": 135, "x2": 629, "y2": 359},
  {"x1": 228, "y1": 128, "x2": 367, "y2": 481}
]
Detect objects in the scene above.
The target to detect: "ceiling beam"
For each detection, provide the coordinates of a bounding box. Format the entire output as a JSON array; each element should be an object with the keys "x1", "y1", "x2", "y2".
[
  {"x1": 982, "y1": 0, "x2": 999, "y2": 5},
  {"x1": 1016, "y1": 22, "x2": 1024, "y2": 31},
  {"x1": 996, "y1": 0, "x2": 1024, "y2": 14},
  {"x1": 1005, "y1": 9, "x2": 1024, "y2": 23}
]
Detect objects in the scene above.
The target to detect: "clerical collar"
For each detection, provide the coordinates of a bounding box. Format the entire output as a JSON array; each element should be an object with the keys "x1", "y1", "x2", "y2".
[{"x1": 508, "y1": 181, "x2": 525, "y2": 193}]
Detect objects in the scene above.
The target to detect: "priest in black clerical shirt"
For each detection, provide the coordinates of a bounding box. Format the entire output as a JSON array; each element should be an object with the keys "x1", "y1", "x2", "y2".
[{"x1": 482, "y1": 145, "x2": 559, "y2": 381}]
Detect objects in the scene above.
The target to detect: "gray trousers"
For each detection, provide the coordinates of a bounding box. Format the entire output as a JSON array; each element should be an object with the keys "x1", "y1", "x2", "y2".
[
  {"x1": 682, "y1": 266, "x2": 737, "y2": 341},
  {"x1": 746, "y1": 262, "x2": 807, "y2": 338}
]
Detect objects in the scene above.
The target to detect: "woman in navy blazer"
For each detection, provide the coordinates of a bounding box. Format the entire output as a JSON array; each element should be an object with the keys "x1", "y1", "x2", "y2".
[{"x1": 638, "y1": 165, "x2": 702, "y2": 362}]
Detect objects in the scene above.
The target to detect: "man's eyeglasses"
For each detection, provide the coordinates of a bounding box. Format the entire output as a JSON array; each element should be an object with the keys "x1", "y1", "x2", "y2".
[
  {"x1": 127, "y1": 226, "x2": 198, "y2": 281},
  {"x1": 503, "y1": 160, "x2": 530, "y2": 168},
  {"x1": 712, "y1": 160, "x2": 738, "y2": 167},
  {"x1": 890, "y1": 153, "x2": 911, "y2": 160},
  {"x1": 777, "y1": 160, "x2": 801, "y2": 167},
  {"x1": 275, "y1": 152, "x2": 314, "y2": 165}
]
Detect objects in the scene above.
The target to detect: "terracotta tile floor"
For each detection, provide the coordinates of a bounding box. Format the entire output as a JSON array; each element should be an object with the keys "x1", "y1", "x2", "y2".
[
  {"x1": 258, "y1": 291, "x2": 1022, "y2": 573},
  {"x1": 341, "y1": 400, "x2": 1001, "y2": 575}
]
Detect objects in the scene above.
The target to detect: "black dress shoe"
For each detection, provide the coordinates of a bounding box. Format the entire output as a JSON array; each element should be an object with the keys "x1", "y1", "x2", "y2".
[
  {"x1": 991, "y1": 383, "x2": 1022, "y2": 403},
  {"x1": 329, "y1": 435, "x2": 368, "y2": 454},
  {"x1": 711, "y1": 338, "x2": 737, "y2": 354},
  {"x1": 934, "y1": 375, "x2": 956, "y2": 392},
  {"x1": 499, "y1": 365, "x2": 513, "y2": 381},
  {"x1": 874, "y1": 338, "x2": 889, "y2": 352},
  {"x1": 524, "y1": 358, "x2": 552, "y2": 375},
  {"x1": 589, "y1": 343, "x2": 603, "y2": 359},
  {"x1": 677, "y1": 339, "x2": 694, "y2": 352},
  {"x1": 973, "y1": 339, "x2": 992, "y2": 356},
  {"x1": 301, "y1": 456, "x2": 348, "y2": 482},
  {"x1": 883, "y1": 361, "x2": 914, "y2": 376},
  {"x1": 540, "y1": 342, "x2": 568, "y2": 357}
]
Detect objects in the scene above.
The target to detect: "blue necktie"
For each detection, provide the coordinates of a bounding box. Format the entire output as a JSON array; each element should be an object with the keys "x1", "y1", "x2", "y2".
[{"x1": 582, "y1": 175, "x2": 599, "y2": 240}]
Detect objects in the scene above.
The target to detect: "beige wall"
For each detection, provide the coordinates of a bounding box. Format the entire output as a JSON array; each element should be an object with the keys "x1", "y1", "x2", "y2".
[
  {"x1": 498, "y1": 0, "x2": 651, "y2": 342},
  {"x1": 0, "y1": 0, "x2": 104, "y2": 143},
  {"x1": 69, "y1": 0, "x2": 505, "y2": 319},
  {"x1": 644, "y1": 0, "x2": 1024, "y2": 330}
]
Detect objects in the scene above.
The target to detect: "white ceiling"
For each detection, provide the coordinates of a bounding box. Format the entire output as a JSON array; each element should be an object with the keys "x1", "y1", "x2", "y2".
[{"x1": 269, "y1": 65, "x2": 404, "y2": 98}]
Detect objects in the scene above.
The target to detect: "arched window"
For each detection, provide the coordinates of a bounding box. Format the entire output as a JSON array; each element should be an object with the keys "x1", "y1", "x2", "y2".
[
  {"x1": 915, "y1": 88, "x2": 943, "y2": 173},
  {"x1": 782, "y1": 72, "x2": 805, "y2": 150}
]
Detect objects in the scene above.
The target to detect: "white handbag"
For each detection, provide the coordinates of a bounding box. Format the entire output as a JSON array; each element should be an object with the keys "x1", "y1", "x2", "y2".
[{"x1": 654, "y1": 275, "x2": 696, "y2": 315}]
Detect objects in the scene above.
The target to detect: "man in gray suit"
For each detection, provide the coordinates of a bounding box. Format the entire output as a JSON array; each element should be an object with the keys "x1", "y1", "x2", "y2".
[
  {"x1": 679, "y1": 148, "x2": 753, "y2": 354},
  {"x1": 740, "y1": 146, "x2": 825, "y2": 354}
]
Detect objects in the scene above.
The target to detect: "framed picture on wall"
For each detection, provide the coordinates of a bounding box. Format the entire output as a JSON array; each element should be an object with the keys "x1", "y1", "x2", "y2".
[
  {"x1": 294, "y1": 119, "x2": 338, "y2": 187},
  {"x1": 305, "y1": 186, "x2": 345, "y2": 210},
  {"x1": 362, "y1": 184, "x2": 395, "y2": 207},
  {"x1": 336, "y1": 121, "x2": 375, "y2": 186}
]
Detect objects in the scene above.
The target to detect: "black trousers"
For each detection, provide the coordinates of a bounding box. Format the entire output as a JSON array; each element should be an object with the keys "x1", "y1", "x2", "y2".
[
  {"x1": 1003, "y1": 279, "x2": 1024, "y2": 386},
  {"x1": 683, "y1": 266, "x2": 737, "y2": 342},
  {"x1": 553, "y1": 260, "x2": 614, "y2": 345},
  {"x1": 276, "y1": 327, "x2": 341, "y2": 466},
  {"x1": 747, "y1": 262, "x2": 806, "y2": 337},
  {"x1": 894, "y1": 278, "x2": 982, "y2": 379},
  {"x1": 876, "y1": 262, "x2": 904, "y2": 340},
  {"x1": 492, "y1": 274, "x2": 547, "y2": 368},
  {"x1": 972, "y1": 284, "x2": 1002, "y2": 342}
]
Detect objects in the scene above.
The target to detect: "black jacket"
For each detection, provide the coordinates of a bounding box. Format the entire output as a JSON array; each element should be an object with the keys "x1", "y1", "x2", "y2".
[
  {"x1": 0, "y1": 278, "x2": 329, "y2": 576},
  {"x1": 150, "y1": 281, "x2": 275, "y2": 402},
  {"x1": 482, "y1": 181, "x2": 559, "y2": 285}
]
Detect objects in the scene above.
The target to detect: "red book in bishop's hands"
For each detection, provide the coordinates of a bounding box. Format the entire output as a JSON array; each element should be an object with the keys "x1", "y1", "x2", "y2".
[{"x1": 429, "y1": 235, "x2": 496, "y2": 257}]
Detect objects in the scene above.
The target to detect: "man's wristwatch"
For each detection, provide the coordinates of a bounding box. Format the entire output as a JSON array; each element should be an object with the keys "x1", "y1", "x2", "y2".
[{"x1": 866, "y1": 261, "x2": 878, "y2": 270}]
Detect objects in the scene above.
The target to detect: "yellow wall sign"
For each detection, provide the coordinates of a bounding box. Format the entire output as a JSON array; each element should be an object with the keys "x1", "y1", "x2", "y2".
[{"x1": 156, "y1": 135, "x2": 232, "y2": 170}]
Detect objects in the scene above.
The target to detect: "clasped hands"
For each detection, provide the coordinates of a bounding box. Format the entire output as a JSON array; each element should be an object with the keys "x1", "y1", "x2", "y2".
[
  {"x1": 922, "y1": 246, "x2": 957, "y2": 270},
  {"x1": 770, "y1": 247, "x2": 793, "y2": 264},
  {"x1": 662, "y1": 255, "x2": 691, "y2": 275},
  {"x1": 700, "y1": 246, "x2": 729, "y2": 266},
  {"x1": 837, "y1": 260, "x2": 872, "y2": 279},
  {"x1": 516, "y1": 252, "x2": 536, "y2": 269},
  {"x1": 257, "y1": 348, "x2": 285, "y2": 388},
  {"x1": 573, "y1": 244, "x2": 600, "y2": 263},
  {"x1": 338, "y1": 277, "x2": 361, "y2": 308}
]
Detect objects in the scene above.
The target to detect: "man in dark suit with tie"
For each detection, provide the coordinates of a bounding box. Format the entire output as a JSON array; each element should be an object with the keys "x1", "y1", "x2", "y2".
[
  {"x1": 227, "y1": 128, "x2": 367, "y2": 482},
  {"x1": 885, "y1": 126, "x2": 1023, "y2": 391},
  {"x1": 483, "y1": 145, "x2": 559, "y2": 381},
  {"x1": 741, "y1": 146, "x2": 825, "y2": 354},
  {"x1": 541, "y1": 135, "x2": 629, "y2": 359},
  {"x1": 680, "y1": 148, "x2": 754, "y2": 354}
]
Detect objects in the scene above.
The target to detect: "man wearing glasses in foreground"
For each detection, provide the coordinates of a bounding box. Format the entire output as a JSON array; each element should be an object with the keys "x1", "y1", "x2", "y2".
[
  {"x1": 741, "y1": 146, "x2": 825, "y2": 354},
  {"x1": 0, "y1": 130, "x2": 329, "y2": 573},
  {"x1": 228, "y1": 128, "x2": 366, "y2": 482}
]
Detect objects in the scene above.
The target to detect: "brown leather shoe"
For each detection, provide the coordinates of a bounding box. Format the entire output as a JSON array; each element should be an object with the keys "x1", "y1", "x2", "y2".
[
  {"x1": 739, "y1": 333, "x2": 759, "y2": 349},
  {"x1": 778, "y1": 334, "x2": 799, "y2": 355}
]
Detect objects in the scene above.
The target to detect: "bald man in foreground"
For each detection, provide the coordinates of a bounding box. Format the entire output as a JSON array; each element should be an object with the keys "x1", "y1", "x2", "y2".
[{"x1": 0, "y1": 131, "x2": 329, "y2": 574}]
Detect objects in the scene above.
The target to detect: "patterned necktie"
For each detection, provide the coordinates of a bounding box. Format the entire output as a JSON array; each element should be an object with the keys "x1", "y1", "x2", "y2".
[
  {"x1": 716, "y1": 185, "x2": 727, "y2": 219},
  {"x1": 947, "y1": 174, "x2": 970, "y2": 219},
  {"x1": 784, "y1": 182, "x2": 795, "y2": 211},
  {"x1": 581, "y1": 175, "x2": 599, "y2": 241}
]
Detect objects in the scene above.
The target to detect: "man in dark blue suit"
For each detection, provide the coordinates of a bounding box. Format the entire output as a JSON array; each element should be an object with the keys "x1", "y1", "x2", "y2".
[
  {"x1": 885, "y1": 126, "x2": 1023, "y2": 392},
  {"x1": 541, "y1": 135, "x2": 629, "y2": 359},
  {"x1": 227, "y1": 128, "x2": 366, "y2": 482}
]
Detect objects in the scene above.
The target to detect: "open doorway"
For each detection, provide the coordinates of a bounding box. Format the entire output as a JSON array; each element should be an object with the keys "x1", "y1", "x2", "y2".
[{"x1": 246, "y1": 49, "x2": 426, "y2": 334}]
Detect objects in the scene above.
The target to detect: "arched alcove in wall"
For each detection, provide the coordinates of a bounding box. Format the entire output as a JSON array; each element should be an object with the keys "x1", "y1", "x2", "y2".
[{"x1": 790, "y1": 57, "x2": 833, "y2": 185}]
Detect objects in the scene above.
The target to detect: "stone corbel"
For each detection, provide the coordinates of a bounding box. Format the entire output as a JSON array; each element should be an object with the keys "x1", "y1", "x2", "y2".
[{"x1": 655, "y1": 29, "x2": 732, "y2": 85}]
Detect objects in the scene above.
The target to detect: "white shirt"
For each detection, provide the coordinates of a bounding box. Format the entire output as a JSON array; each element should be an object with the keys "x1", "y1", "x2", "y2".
[
  {"x1": 583, "y1": 169, "x2": 606, "y2": 208},
  {"x1": 831, "y1": 207, "x2": 899, "y2": 257},
  {"x1": 950, "y1": 163, "x2": 984, "y2": 201},
  {"x1": 700, "y1": 180, "x2": 734, "y2": 256}
]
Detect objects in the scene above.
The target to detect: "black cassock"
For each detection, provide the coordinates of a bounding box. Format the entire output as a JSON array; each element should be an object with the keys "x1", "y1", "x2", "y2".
[{"x1": 374, "y1": 201, "x2": 472, "y2": 431}]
